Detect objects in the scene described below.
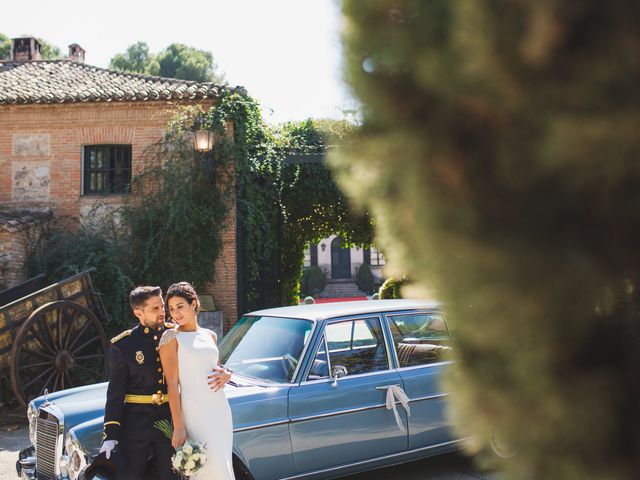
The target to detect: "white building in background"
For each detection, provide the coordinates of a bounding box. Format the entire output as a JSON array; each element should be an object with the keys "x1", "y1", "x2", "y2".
[{"x1": 303, "y1": 234, "x2": 386, "y2": 283}]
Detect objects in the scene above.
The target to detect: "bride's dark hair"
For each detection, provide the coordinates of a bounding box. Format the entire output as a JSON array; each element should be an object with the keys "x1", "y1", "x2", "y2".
[{"x1": 166, "y1": 281, "x2": 201, "y2": 311}]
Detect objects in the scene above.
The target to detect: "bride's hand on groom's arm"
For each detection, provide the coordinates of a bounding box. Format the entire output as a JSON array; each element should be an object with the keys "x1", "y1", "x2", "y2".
[
  {"x1": 172, "y1": 426, "x2": 187, "y2": 449},
  {"x1": 208, "y1": 366, "x2": 231, "y2": 391}
]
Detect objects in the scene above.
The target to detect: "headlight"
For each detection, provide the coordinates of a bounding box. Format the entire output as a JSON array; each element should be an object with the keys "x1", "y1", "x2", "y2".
[
  {"x1": 26, "y1": 403, "x2": 37, "y2": 445},
  {"x1": 64, "y1": 431, "x2": 88, "y2": 480}
]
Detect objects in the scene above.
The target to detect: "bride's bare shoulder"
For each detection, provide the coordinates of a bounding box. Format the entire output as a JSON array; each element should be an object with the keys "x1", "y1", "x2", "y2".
[{"x1": 158, "y1": 328, "x2": 179, "y2": 349}]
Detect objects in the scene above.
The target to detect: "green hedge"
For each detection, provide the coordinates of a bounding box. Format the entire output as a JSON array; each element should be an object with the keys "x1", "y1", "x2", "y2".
[
  {"x1": 300, "y1": 266, "x2": 327, "y2": 297},
  {"x1": 356, "y1": 263, "x2": 375, "y2": 295}
]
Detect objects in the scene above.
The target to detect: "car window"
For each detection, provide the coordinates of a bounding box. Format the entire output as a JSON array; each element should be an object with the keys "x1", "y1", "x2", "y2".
[
  {"x1": 220, "y1": 316, "x2": 314, "y2": 383},
  {"x1": 307, "y1": 317, "x2": 389, "y2": 380},
  {"x1": 388, "y1": 313, "x2": 453, "y2": 367}
]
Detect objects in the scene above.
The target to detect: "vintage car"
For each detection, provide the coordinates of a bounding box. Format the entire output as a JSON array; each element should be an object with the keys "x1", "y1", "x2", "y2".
[{"x1": 17, "y1": 299, "x2": 465, "y2": 480}]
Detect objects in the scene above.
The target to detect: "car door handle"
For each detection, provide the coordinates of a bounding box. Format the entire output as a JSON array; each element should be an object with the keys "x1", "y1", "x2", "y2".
[{"x1": 376, "y1": 384, "x2": 400, "y2": 390}]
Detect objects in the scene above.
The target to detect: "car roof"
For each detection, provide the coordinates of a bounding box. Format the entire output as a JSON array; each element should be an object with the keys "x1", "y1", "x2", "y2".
[{"x1": 248, "y1": 299, "x2": 441, "y2": 321}]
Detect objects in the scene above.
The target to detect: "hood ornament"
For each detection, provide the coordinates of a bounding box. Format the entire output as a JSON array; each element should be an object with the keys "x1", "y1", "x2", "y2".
[{"x1": 43, "y1": 388, "x2": 49, "y2": 405}]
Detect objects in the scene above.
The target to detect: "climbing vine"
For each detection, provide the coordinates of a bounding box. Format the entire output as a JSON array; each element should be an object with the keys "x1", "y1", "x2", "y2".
[{"x1": 26, "y1": 92, "x2": 374, "y2": 330}]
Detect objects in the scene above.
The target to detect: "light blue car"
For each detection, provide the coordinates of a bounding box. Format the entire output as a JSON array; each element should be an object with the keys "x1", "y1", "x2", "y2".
[{"x1": 17, "y1": 299, "x2": 464, "y2": 480}]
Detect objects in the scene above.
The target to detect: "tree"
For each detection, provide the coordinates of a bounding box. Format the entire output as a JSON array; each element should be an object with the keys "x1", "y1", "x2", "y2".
[
  {"x1": 334, "y1": 1, "x2": 640, "y2": 480},
  {"x1": 38, "y1": 37, "x2": 61, "y2": 59},
  {"x1": 0, "y1": 34, "x2": 10, "y2": 59},
  {"x1": 109, "y1": 41, "x2": 152, "y2": 74},
  {"x1": 109, "y1": 42, "x2": 226, "y2": 83}
]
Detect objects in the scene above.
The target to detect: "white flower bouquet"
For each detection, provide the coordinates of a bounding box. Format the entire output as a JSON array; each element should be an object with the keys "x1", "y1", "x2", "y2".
[
  {"x1": 155, "y1": 420, "x2": 207, "y2": 478},
  {"x1": 172, "y1": 440, "x2": 207, "y2": 477}
]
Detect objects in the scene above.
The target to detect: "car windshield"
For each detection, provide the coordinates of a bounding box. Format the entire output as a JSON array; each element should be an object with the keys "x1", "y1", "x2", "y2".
[{"x1": 219, "y1": 316, "x2": 314, "y2": 383}]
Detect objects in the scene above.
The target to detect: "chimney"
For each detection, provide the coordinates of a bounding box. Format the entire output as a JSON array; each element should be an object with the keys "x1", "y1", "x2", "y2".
[
  {"x1": 10, "y1": 37, "x2": 42, "y2": 62},
  {"x1": 68, "y1": 43, "x2": 85, "y2": 64}
]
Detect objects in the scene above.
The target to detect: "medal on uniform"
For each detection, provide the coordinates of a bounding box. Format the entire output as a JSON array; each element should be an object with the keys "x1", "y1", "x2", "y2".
[{"x1": 135, "y1": 351, "x2": 145, "y2": 365}]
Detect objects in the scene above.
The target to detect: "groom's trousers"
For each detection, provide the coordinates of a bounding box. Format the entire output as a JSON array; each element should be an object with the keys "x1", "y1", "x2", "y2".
[{"x1": 120, "y1": 438, "x2": 177, "y2": 480}]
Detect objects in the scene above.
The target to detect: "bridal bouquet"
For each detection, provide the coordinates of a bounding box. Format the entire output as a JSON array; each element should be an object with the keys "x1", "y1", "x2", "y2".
[{"x1": 155, "y1": 420, "x2": 208, "y2": 478}]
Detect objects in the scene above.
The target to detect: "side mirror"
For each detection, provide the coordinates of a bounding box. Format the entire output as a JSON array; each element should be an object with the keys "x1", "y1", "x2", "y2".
[{"x1": 331, "y1": 365, "x2": 348, "y2": 388}]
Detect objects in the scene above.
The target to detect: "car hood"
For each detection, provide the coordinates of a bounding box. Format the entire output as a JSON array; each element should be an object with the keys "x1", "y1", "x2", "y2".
[{"x1": 32, "y1": 376, "x2": 281, "y2": 431}]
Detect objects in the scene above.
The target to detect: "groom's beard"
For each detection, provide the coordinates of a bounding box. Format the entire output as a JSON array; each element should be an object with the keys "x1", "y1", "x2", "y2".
[{"x1": 140, "y1": 315, "x2": 165, "y2": 327}]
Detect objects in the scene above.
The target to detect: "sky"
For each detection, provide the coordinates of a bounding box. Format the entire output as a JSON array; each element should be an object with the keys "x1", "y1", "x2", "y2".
[{"x1": 0, "y1": 0, "x2": 354, "y2": 124}]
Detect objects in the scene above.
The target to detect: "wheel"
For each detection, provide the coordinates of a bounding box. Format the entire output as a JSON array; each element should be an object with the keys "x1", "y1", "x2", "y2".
[{"x1": 10, "y1": 300, "x2": 109, "y2": 407}]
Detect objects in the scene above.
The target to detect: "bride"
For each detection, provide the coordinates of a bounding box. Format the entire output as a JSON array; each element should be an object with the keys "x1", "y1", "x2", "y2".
[{"x1": 158, "y1": 281, "x2": 235, "y2": 480}]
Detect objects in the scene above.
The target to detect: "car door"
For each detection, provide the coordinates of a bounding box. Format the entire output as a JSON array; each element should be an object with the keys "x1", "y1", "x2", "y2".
[
  {"x1": 385, "y1": 311, "x2": 457, "y2": 450},
  {"x1": 288, "y1": 315, "x2": 407, "y2": 474}
]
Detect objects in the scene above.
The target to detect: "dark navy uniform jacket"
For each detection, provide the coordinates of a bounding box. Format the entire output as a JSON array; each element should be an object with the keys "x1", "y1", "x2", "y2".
[{"x1": 103, "y1": 323, "x2": 172, "y2": 443}]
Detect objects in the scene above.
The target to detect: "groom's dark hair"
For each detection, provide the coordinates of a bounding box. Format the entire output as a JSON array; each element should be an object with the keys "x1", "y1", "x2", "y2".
[{"x1": 130, "y1": 286, "x2": 163, "y2": 310}]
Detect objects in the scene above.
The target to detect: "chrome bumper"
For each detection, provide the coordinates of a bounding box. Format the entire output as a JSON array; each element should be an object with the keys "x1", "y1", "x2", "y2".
[{"x1": 16, "y1": 445, "x2": 35, "y2": 479}]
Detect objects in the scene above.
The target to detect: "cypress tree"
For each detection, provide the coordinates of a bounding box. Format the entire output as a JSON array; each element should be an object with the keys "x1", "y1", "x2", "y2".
[{"x1": 333, "y1": 1, "x2": 640, "y2": 478}]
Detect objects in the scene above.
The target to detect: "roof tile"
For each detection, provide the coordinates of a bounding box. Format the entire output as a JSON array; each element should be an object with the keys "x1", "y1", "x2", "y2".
[{"x1": 0, "y1": 60, "x2": 245, "y2": 105}]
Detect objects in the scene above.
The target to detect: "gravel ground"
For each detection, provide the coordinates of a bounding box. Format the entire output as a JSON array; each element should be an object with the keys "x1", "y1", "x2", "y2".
[{"x1": 0, "y1": 418, "x2": 28, "y2": 480}]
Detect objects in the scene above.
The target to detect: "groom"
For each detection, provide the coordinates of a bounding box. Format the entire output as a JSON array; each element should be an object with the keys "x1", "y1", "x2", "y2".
[{"x1": 98, "y1": 286, "x2": 177, "y2": 480}]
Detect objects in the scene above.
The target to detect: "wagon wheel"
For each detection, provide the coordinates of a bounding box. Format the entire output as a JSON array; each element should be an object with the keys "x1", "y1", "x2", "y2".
[{"x1": 10, "y1": 300, "x2": 109, "y2": 407}]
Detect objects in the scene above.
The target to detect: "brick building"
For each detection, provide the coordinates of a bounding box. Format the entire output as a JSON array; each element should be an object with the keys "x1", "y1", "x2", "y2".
[{"x1": 0, "y1": 38, "x2": 242, "y2": 328}]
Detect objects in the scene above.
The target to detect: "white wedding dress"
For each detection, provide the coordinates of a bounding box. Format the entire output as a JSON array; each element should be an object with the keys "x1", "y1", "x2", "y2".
[{"x1": 161, "y1": 328, "x2": 235, "y2": 480}]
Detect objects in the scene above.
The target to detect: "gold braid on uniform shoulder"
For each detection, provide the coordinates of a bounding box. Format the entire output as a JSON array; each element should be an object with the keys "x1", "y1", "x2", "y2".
[{"x1": 111, "y1": 329, "x2": 132, "y2": 344}]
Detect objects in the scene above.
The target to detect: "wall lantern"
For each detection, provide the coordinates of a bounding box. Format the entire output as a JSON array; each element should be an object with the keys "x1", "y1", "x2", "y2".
[
  {"x1": 320, "y1": 243, "x2": 327, "y2": 252},
  {"x1": 193, "y1": 115, "x2": 215, "y2": 153},
  {"x1": 194, "y1": 128, "x2": 215, "y2": 153}
]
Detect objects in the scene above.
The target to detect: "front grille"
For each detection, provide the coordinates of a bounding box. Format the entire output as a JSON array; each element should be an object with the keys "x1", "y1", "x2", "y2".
[{"x1": 36, "y1": 413, "x2": 59, "y2": 480}]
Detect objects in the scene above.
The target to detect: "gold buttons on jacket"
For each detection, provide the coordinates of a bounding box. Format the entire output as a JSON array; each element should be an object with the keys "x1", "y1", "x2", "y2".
[
  {"x1": 157, "y1": 367, "x2": 162, "y2": 372},
  {"x1": 144, "y1": 327, "x2": 150, "y2": 334},
  {"x1": 158, "y1": 379, "x2": 163, "y2": 384},
  {"x1": 153, "y1": 335, "x2": 158, "y2": 340}
]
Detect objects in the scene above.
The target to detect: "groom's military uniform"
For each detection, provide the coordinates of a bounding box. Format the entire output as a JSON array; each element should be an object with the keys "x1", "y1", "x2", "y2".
[{"x1": 103, "y1": 323, "x2": 177, "y2": 480}]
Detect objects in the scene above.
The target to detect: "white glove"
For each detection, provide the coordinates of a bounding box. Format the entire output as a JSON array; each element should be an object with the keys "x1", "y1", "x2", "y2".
[{"x1": 99, "y1": 440, "x2": 118, "y2": 459}]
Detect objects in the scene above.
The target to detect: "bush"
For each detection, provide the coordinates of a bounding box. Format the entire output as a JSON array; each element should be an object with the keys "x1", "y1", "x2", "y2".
[
  {"x1": 355, "y1": 263, "x2": 375, "y2": 295},
  {"x1": 24, "y1": 219, "x2": 134, "y2": 334},
  {"x1": 378, "y1": 276, "x2": 407, "y2": 299},
  {"x1": 300, "y1": 266, "x2": 327, "y2": 297}
]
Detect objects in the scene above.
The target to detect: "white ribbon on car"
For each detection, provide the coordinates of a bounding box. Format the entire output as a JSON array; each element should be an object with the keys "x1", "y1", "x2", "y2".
[{"x1": 381, "y1": 385, "x2": 411, "y2": 432}]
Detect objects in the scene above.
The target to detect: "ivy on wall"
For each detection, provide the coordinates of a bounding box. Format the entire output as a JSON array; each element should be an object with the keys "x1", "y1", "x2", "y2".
[
  {"x1": 26, "y1": 92, "x2": 374, "y2": 331},
  {"x1": 199, "y1": 97, "x2": 374, "y2": 310}
]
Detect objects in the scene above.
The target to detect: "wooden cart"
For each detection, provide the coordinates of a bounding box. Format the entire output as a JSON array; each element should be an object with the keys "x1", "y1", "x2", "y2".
[{"x1": 0, "y1": 269, "x2": 109, "y2": 407}]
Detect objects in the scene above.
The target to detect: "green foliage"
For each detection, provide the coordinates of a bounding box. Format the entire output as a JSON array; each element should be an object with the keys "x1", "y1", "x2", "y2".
[
  {"x1": 38, "y1": 38, "x2": 60, "y2": 59},
  {"x1": 355, "y1": 263, "x2": 375, "y2": 295},
  {"x1": 378, "y1": 277, "x2": 404, "y2": 299},
  {"x1": 0, "y1": 34, "x2": 10, "y2": 60},
  {"x1": 25, "y1": 93, "x2": 372, "y2": 332},
  {"x1": 300, "y1": 266, "x2": 327, "y2": 297},
  {"x1": 109, "y1": 41, "x2": 226, "y2": 83},
  {"x1": 335, "y1": 1, "x2": 640, "y2": 479},
  {"x1": 24, "y1": 217, "x2": 134, "y2": 335},
  {"x1": 109, "y1": 41, "x2": 153, "y2": 74},
  {"x1": 198, "y1": 95, "x2": 374, "y2": 311},
  {"x1": 121, "y1": 130, "x2": 229, "y2": 291}
]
